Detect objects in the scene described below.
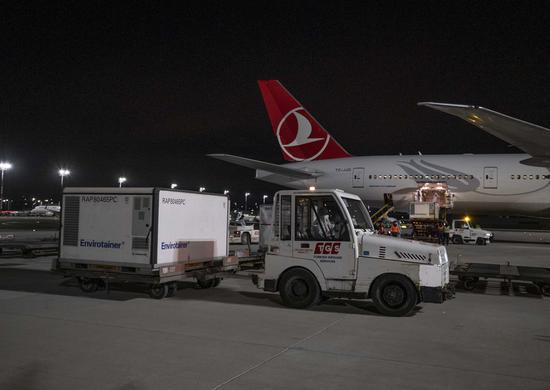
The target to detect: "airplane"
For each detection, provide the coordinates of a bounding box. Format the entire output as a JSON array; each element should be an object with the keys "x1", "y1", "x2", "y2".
[{"x1": 210, "y1": 80, "x2": 550, "y2": 217}]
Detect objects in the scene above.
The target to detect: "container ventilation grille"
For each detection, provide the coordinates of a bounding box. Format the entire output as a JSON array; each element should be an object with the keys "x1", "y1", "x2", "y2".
[
  {"x1": 62, "y1": 196, "x2": 80, "y2": 246},
  {"x1": 378, "y1": 246, "x2": 386, "y2": 258},
  {"x1": 132, "y1": 237, "x2": 148, "y2": 250}
]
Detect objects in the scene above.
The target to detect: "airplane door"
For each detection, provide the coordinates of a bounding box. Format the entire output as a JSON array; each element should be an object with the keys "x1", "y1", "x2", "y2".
[
  {"x1": 483, "y1": 167, "x2": 498, "y2": 189},
  {"x1": 352, "y1": 168, "x2": 364, "y2": 188}
]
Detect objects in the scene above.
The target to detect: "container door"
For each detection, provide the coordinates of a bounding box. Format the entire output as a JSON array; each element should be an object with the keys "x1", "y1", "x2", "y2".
[
  {"x1": 483, "y1": 167, "x2": 498, "y2": 189},
  {"x1": 293, "y1": 195, "x2": 355, "y2": 280},
  {"x1": 352, "y1": 168, "x2": 364, "y2": 188},
  {"x1": 132, "y1": 196, "x2": 152, "y2": 254}
]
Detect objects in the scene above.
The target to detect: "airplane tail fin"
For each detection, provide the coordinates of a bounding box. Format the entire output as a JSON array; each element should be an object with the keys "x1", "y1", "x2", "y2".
[{"x1": 258, "y1": 80, "x2": 351, "y2": 162}]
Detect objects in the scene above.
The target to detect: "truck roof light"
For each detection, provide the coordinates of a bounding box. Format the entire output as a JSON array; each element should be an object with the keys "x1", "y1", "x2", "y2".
[{"x1": 309, "y1": 186, "x2": 316, "y2": 191}]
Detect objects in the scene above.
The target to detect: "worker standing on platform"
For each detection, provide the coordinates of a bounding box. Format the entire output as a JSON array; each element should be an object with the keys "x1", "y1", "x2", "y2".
[{"x1": 390, "y1": 221, "x2": 401, "y2": 238}]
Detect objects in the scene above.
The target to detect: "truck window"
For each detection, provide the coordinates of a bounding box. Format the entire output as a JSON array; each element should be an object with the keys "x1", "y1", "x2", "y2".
[
  {"x1": 295, "y1": 196, "x2": 349, "y2": 241},
  {"x1": 455, "y1": 220, "x2": 469, "y2": 229},
  {"x1": 281, "y1": 195, "x2": 291, "y2": 240},
  {"x1": 341, "y1": 197, "x2": 373, "y2": 230}
]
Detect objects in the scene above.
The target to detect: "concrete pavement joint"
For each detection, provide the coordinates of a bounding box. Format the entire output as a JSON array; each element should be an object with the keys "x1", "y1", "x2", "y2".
[{"x1": 210, "y1": 317, "x2": 344, "y2": 390}]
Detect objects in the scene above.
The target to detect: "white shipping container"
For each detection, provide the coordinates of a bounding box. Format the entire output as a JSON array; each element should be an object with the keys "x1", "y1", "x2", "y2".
[{"x1": 59, "y1": 188, "x2": 229, "y2": 269}]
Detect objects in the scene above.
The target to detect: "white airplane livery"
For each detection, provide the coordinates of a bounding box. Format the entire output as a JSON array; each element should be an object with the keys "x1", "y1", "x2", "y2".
[{"x1": 210, "y1": 80, "x2": 550, "y2": 216}]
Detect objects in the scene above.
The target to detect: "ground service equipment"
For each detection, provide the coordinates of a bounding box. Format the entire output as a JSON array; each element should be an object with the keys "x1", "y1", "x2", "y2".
[{"x1": 55, "y1": 187, "x2": 453, "y2": 316}]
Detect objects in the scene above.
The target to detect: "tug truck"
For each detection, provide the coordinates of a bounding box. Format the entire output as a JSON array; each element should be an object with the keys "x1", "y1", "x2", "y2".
[
  {"x1": 255, "y1": 189, "x2": 452, "y2": 316},
  {"x1": 56, "y1": 187, "x2": 451, "y2": 316},
  {"x1": 55, "y1": 187, "x2": 232, "y2": 298}
]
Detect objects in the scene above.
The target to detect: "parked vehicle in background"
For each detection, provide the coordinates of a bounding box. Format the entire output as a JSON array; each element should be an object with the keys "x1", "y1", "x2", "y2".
[
  {"x1": 229, "y1": 220, "x2": 255, "y2": 245},
  {"x1": 449, "y1": 219, "x2": 493, "y2": 245},
  {"x1": 30, "y1": 205, "x2": 61, "y2": 216}
]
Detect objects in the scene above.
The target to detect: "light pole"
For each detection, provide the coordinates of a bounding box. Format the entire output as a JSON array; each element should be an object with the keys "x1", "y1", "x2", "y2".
[
  {"x1": 118, "y1": 177, "x2": 127, "y2": 187},
  {"x1": 58, "y1": 169, "x2": 70, "y2": 188},
  {"x1": 244, "y1": 192, "x2": 250, "y2": 213},
  {"x1": 263, "y1": 194, "x2": 268, "y2": 204},
  {"x1": 0, "y1": 162, "x2": 13, "y2": 211},
  {"x1": 171, "y1": 183, "x2": 178, "y2": 189},
  {"x1": 223, "y1": 190, "x2": 229, "y2": 195}
]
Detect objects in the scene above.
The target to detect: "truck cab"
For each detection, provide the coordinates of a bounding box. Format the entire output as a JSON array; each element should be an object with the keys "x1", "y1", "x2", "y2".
[
  {"x1": 257, "y1": 189, "x2": 451, "y2": 316},
  {"x1": 449, "y1": 219, "x2": 493, "y2": 245}
]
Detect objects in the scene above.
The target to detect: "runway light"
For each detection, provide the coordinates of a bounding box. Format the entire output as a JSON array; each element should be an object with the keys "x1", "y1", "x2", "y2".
[
  {"x1": 309, "y1": 186, "x2": 316, "y2": 191},
  {"x1": 224, "y1": 190, "x2": 230, "y2": 195},
  {"x1": 118, "y1": 177, "x2": 127, "y2": 187},
  {"x1": 199, "y1": 187, "x2": 206, "y2": 192},
  {"x1": 170, "y1": 183, "x2": 178, "y2": 189}
]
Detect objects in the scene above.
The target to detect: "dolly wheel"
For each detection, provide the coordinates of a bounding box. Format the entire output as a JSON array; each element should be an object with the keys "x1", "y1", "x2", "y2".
[
  {"x1": 462, "y1": 278, "x2": 477, "y2": 291},
  {"x1": 150, "y1": 284, "x2": 169, "y2": 299},
  {"x1": 371, "y1": 274, "x2": 417, "y2": 317},
  {"x1": 196, "y1": 278, "x2": 215, "y2": 289},
  {"x1": 452, "y1": 235, "x2": 463, "y2": 244},
  {"x1": 166, "y1": 283, "x2": 178, "y2": 297},
  {"x1": 211, "y1": 278, "x2": 221, "y2": 287},
  {"x1": 79, "y1": 278, "x2": 99, "y2": 293},
  {"x1": 540, "y1": 284, "x2": 550, "y2": 297}
]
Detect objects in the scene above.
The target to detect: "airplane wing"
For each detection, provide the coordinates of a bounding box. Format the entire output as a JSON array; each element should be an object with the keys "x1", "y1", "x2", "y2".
[
  {"x1": 418, "y1": 102, "x2": 550, "y2": 167},
  {"x1": 207, "y1": 154, "x2": 321, "y2": 179}
]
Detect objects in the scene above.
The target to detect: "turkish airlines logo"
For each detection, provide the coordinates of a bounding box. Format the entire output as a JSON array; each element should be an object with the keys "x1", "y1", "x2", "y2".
[
  {"x1": 314, "y1": 242, "x2": 341, "y2": 255},
  {"x1": 276, "y1": 107, "x2": 331, "y2": 161}
]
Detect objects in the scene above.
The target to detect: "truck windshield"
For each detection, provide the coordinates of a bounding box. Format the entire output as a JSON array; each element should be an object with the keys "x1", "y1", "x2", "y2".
[{"x1": 342, "y1": 197, "x2": 373, "y2": 230}]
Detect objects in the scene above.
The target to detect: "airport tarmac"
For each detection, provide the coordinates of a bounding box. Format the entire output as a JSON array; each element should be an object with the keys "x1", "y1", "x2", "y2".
[{"x1": 0, "y1": 242, "x2": 549, "y2": 390}]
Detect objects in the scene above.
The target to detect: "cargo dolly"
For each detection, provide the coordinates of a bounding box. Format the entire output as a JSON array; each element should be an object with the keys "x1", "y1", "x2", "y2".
[{"x1": 451, "y1": 262, "x2": 550, "y2": 296}]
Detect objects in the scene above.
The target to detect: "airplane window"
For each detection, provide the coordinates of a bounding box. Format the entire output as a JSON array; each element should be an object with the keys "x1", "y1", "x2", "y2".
[
  {"x1": 398, "y1": 175, "x2": 402, "y2": 179},
  {"x1": 404, "y1": 175, "x2": 408, "y2": 179},
  {"x1": 368, "y1": 175, "x2": 372, "y2": 179},
  {"x1": 523, "y1": 175, "x2": 527, "y2": 179},
  {"x1": 458, "y1": 175, "x2": 463, "y2": 179},
  {"x1": 516, "y1": 175, "x2": 521, "y2": 179},
  {"x1": 510, "y1": 175, "x2": 514, "y2": 180},
  {"x1": 529, "y1": 175, "x2": 533, "y2": 179},
  {"x1": 383, "y1": 175, "x2": 388, "y2": 179},
  {"x1": 536, "y1": 175, "x2": 540, "y2": 180}
]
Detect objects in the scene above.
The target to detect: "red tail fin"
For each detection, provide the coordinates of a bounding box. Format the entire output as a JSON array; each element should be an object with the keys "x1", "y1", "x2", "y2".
[{"x1": 258, "y1": 80, "x2": 351, "y2": 162}]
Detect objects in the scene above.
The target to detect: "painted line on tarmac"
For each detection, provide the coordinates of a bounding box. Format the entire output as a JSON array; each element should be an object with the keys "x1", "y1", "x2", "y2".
[{"x1": 210, "y1": 317, "x2": 343, "y2": 390}]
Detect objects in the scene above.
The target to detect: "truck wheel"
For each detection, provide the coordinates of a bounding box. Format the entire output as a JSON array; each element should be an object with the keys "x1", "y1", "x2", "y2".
[
  {"x1": 150, "y1": 284, "x2": 169, "y2": 299},
  {"x1": 279, "y1": 268, "x2": 321, "y2": 309},
  {"x1": 79, "y1": 278, "x2": 99, "y2": 293},
  {"x1": 452, "y1": 235, "x2": 463, "y2": 244},
  {"x1": 241, "y1": 232, "x2": 251, "y2": 245},
  {"x1": 371, "y1": 274, "x2": 417, "y2": 317},
  {"x1": 476, "y1": 238, "x2": 485, "y2": 245}
]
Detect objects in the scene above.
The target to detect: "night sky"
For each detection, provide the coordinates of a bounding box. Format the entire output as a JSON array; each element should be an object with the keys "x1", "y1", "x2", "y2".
[{"x1": 2, "y1": 2, "x2": 550, "y2": 206}]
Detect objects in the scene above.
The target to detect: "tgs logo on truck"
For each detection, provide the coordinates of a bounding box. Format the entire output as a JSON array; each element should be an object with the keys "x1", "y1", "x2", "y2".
[{"x1": 314, "y1": 242, "x2": 341, "y2": 255}]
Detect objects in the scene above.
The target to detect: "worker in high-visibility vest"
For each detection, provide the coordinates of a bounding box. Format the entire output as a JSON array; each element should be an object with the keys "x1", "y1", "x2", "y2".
[{"x1": 390, "y1": 221, "x2": 401, "y2": 238}]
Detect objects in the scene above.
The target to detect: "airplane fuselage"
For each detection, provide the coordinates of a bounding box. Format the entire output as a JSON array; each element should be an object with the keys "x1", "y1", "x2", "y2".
[{"x1": 256, "y1": 153, "x2": 550, "y2": 216}]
